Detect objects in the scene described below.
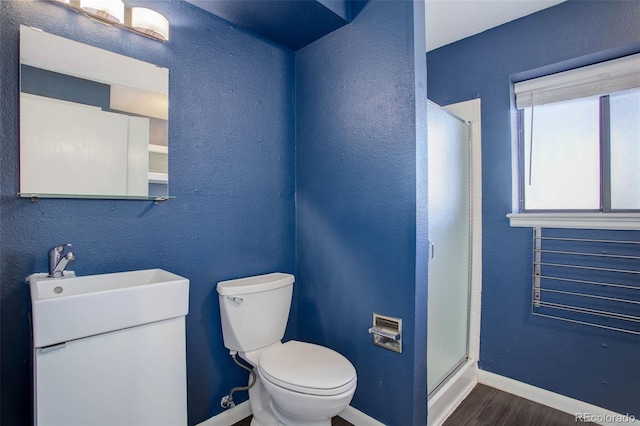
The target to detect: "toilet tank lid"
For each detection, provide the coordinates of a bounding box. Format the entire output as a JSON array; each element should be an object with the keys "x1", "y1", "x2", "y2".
[{"x1": 217, "y1": 273, "x2": 294, "y2": 295}]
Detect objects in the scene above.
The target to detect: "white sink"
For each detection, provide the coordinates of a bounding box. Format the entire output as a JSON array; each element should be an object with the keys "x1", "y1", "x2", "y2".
[{"x1": 29, "y1": 269, "x2": 189, "y2": 348}]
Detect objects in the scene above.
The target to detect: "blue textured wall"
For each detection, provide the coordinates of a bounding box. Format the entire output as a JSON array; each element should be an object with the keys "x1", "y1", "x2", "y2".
[
  {"x1": 427, "y1": 0, "x2": 640, "y2": 415},
  {"x1": 0, "y1": 1, "x2": 295, "y2": 425},
  {"x1": 295, "y1": 1, "x2": 428, "y2": 424},
  {"x1": 184, "y1": 0, "x2": 350, "y2": 51},
  {"x1": 317, "y1": 0, "x2": 350, "y2": 22}
]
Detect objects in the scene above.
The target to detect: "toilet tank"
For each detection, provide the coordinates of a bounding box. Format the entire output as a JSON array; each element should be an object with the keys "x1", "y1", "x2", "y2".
[{"x1": 217, "y1": 273, "x2": 294, "y2": 353}]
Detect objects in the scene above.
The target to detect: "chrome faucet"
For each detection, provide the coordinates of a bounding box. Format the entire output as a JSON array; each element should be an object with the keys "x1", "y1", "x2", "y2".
[{"x1": 48, "y1": 244, "x2": 74, "y2": 278}]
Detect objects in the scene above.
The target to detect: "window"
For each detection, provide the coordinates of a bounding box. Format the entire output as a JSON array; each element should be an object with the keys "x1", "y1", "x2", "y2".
[
  {"x1": 513, "y1": 54, "x2": 640, "y2": 218},
  {"x1": 610, "y1": 90, "x2": 640, "y2": 209},
  {"x1": 520, "y1": 96, "x2": 601, "y2": 210}
]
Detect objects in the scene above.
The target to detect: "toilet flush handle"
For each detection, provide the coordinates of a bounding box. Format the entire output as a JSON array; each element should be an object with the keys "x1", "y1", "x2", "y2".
[{"x1": 226, "y1": 296, "x2": 243, "y2": 305}]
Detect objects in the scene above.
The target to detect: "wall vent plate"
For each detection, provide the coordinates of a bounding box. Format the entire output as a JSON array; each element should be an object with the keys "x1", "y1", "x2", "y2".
[{"x1": 369, "y1": 313, "x2": 402, "y2": 353}]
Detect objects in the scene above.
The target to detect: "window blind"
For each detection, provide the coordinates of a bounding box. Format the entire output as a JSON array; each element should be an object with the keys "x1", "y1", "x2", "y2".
[{"x1": 515, "y1": 53, "x2": 640, "y2": 109}]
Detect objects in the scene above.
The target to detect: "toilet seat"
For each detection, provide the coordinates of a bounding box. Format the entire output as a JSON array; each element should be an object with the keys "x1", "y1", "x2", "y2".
[{"x1": 258, "y1": 341, "x2": 357, "y2": 397}]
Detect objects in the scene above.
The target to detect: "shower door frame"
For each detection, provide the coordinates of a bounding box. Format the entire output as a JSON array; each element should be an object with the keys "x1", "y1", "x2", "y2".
[{"x1": 426, "y1": 98, "x2": 482, "y2": 400}]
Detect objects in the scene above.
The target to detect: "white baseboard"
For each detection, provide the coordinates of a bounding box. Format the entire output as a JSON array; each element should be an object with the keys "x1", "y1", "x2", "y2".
[
  {"x1": 196, "y1": 402, "x2": 385, "y2": 426},
  {"x1": 428, "y1": 359, "x2": 478, "y2": 426},
  {"x1": 478, "y1": 370, "x2": 638, "y2": 426},
  {"x1": 195, "y1": 400, "x2": 251, "y2": 426},
  {"x1": 339, "y1": 405, "x2": 386, "y2": 425}
]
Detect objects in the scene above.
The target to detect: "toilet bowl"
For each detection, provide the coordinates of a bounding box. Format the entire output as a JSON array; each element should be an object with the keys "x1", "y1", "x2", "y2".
[
  {"x1": 257, "y1": 341, "x2": 357, "y2": 425},
  {"x1": 216, "y1": 273, "x2": 357, "y2": 426}
]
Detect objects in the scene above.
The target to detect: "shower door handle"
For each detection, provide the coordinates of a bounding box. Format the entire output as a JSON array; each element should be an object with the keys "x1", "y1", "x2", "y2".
[{"x1": 428, "y1": 241, "x2": 435, "y2": 259}]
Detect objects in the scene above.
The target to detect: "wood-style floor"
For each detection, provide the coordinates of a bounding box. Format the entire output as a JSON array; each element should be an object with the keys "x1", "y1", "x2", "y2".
[
  {"x1": 232, "y1": 415, "x2": 353, "y2": 426},
  {"x1": 233, "y1": 385, "x2": 599, "y2": 426},
  {"x1": 444, "y1": 384, "x2": 600, "y2": 426}
]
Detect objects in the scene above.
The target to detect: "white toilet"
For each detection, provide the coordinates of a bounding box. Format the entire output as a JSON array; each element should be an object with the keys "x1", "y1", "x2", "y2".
[{"x1": 217, "y1": 273, "x2": 357, "y2": 426}]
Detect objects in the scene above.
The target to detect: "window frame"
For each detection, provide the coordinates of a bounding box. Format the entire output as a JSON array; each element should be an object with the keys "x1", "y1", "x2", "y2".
[
  {"x1": 515, "y1": 94, "x2": 635, "y2": 214},
  {"x1": 508, "y1": 54, "x2": 640, "y2": 230}
]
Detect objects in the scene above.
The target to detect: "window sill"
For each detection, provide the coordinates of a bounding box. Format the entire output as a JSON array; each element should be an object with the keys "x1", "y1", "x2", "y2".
[{"x1": 507, "y1": 213, "x2": 640, "y2": 230}]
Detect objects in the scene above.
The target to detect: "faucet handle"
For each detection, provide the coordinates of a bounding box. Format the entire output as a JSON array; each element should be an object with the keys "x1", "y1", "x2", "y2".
[
  {"x1": 49, "y1": 244, "x2": 72, "y2": 257},
  {"x1": 48, "y1": 244, "x2": 73, "y2": 278}
]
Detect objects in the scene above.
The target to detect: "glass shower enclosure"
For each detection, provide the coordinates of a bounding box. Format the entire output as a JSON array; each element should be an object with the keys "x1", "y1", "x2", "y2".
[{"x1": 426, "y1": 101, "x2": 472, "y2": 395}]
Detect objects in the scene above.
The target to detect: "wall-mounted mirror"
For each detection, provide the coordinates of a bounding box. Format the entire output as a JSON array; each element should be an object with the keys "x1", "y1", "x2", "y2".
[{"x1": 19, "y1": 25, "x2": 169, "y2": 200}]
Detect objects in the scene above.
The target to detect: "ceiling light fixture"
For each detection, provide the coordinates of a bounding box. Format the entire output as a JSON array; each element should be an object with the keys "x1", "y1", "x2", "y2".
[
  {"x1": 131, "y1": 7, "x2": 170, "y2": 42},
  {"x1": 79, "y1": 0, "x2": 125, "y2": 24},
  {"x1": 53, "y1": 0, "x2": 169, "y2": 42}
]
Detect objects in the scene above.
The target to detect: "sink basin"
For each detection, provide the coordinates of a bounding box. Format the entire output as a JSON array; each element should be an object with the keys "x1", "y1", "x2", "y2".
[{"x1": 29, "y1": 269, "x2": 189, "y2": 348}]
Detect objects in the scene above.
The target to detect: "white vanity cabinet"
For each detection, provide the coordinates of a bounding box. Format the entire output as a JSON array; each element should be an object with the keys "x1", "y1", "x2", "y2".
[
  {"x1": 33, "y1": 317, "x2": 187, "y2": 426},
  {"x1": 29, "y1": 269, "x2": 189, "y2": 426}
]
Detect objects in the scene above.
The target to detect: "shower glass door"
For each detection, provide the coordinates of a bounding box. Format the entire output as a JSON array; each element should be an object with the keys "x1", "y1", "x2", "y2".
[{"x1": 426, "y1": 101, "x2": 471, "y2": 395}]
